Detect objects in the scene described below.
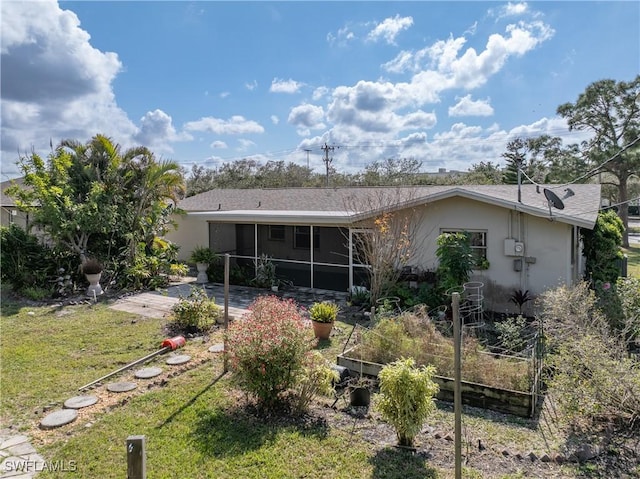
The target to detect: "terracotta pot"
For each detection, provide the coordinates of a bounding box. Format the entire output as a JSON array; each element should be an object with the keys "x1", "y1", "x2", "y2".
[{"x1": 312, "y1": 320, "x2": 333, "y2": 340}]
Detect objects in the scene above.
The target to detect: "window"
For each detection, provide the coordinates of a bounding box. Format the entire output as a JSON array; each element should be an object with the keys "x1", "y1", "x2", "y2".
[
  {"x1": 268, "y1": 225, "x2": 285, "y2": 241},
  {"x1": 294, "y1": 226, "x2": 319, "y2": 249},
  {"x1": 442, "y1": 230, "x2": 487, "y2": 265}
]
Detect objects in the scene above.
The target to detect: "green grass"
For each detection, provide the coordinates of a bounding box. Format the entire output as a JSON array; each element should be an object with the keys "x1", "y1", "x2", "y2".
[
  {"x1": 1, "y1": 297, "x2": 578, "y2": 478},
  {"x1": 623, "y1": 245, "x2": 640, "y2": 278},
  {"x1": 0, "y1": 300, "x2": 168, "y2": 427}
]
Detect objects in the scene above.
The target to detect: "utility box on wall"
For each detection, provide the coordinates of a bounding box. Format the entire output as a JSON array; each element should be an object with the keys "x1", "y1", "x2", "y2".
[{"x1": 504, "y1": 239, "x2": 525, "y2": 256}]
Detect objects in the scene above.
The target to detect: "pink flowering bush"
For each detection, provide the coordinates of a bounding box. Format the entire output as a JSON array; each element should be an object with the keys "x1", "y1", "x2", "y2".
[{"x1": 225, "y1": 295, "x2": 313, "y2": 409}]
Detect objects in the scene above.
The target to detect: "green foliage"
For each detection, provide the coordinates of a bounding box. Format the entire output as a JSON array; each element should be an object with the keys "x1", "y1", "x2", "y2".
[
  {"x1": 435, "y1": 232, "x2": 474, "y2": 290},
  {"x1": 169, "y1": 287, "x2": 221, "y2": 333},
  {"x1": 189, "y1": 246, "x2": 218, "y2": 264},
  {"x1": 376, "y1": 358, "x2": 439, "y2": 447},
  {"x1": 225, "y1": 296, "x2": 312, "y2": 409},
  {"x1": 494, "y1": 315, "x2": 529, "y2": 354},
  {"x1": 290, "y1": 351, "x2": 339, "y2": 415},
  {"x1": 169, "y1": 262, "x2": 189, "y2": 278},
  {"x1": 309, "y1": 301, "x2": 339, "y2": 323},
  {"x1": 21, "y1": 285, "x2": 54, "y2": 301},
  {"x1": 5, "y1": 134, "x2": 186, "y2": 295},
  {"x1": 0, "y1": 225, "x2": 53, "y2": 290},
  {"x1": 582, "y1": 210, "x2": 624, "y2": 285},
  {"x1": 251, "y1": 254, "x2": 277, "y2": 288}
]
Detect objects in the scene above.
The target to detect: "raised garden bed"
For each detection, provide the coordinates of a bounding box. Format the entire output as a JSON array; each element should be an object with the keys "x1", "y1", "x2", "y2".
[{"x1": 337, "y1": 348, "x2": 539, "y2": 418}]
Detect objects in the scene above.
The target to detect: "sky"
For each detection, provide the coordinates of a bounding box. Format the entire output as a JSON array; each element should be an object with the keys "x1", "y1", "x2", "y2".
[{"x1": 1, "y1": 1, "x2": 639, "y2": 180}]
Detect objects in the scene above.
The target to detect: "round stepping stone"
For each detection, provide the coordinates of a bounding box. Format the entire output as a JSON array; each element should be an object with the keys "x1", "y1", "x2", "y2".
[
  {"x1": 134, "y1": 367, "x2": 163, "y2": 379},
  {"x1": 40, "y1": 409, "x2": 78, "y2": 429},
  {"x1": 208, "y1": 343, "x2": 224, "y2": 353},
  {"x1": 64, "y1": 395, "x2": 98, "y2": 409},
  {"x1": 107, "y1": 381, "x2": 137, "y2": 393},
  {"x1": 166, "y1": 354, "x2": 191, "y2": 365}
]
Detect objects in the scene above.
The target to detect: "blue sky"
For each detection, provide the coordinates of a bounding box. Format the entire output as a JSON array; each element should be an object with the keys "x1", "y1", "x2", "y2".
[{"x1": 1, "y1": 1, "x2": 639, "y2": 179}]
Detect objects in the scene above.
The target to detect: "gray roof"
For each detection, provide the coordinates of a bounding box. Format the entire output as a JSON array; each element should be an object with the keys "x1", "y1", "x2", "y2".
[
  {"x1": 179, "y1": 184, "x2": 602, "y2": 229},
  {"x1": 0, "y1": 178, "x2": 25, "y2": 207}
]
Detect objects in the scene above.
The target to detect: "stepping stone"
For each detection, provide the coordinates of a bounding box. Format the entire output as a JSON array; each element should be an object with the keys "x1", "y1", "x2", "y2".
[
  {"x1": 134, "y1": 367, "x2": 163, "y2": 379},
  {"x1": 107, "y1": 381, "x2": 137, "y2": 393},
  {"x1": 64, "y1": 395, "x2": 98, "y2": 409},
  {"x1": 40, "y1": 409, "x2": 78, "y2": 429},
  {"x1": 166, "y1": 354, "x2": 191, "y2": 365},
  {"x1": 208, "y1": 343, "x2": 224, "y2": 353}
]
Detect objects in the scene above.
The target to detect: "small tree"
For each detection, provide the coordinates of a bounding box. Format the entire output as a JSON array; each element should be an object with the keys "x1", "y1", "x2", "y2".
[
  {"x1": 346, "y1": 188, "x2": 426, "y2": 305},
  {"x1": 376, "y1": 358, "x2": 439, "y2": 447}
]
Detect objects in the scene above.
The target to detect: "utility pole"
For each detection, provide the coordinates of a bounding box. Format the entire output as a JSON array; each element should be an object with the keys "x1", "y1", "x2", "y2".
[
  {"x1": 321, "y1": 142, "x2": 335, "y2": 187},
  {"x1": 303, "y1": 149, "x2": 311, "y2": 170}
]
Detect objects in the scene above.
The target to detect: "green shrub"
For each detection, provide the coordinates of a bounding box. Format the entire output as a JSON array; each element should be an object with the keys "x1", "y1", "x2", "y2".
[
  {"x1": 189, "y1": 245, "x2": 218, "y2": 264},
  {"x1": 170, "y1": 287, "x2": 221, "y2": 333},
  {"x1": 21, "y1": 285, "x2": 54, "y2": 301},
  {"x1": 435, "y1": 232, "x2": 475, "y2": 291},
  {"x1": 0, "y1": 225, "x2": 52, "y2": 290},
  {"x1": 376, "y1": 358, "x2": 439, "y2": 447},
  {"x1": 290, "y1": 351, "x2": 339, "y2": 415},
  {"x1": 225, "y1": 296, "x2": 312, "y2": 409},
  {"x1": 581, "y1": 210, "x2": 624, "y2": 285},
  {"x1": 309, "y1": 301, "x2": 339, "y2": 323}
]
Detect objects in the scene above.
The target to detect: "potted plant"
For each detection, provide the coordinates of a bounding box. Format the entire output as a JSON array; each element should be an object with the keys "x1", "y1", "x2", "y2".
[
  {"x1": 190, "y1": 246, "x2": 218, "y2": 284},
  {"x1": 82, "y1": 258, "x2": 103, "y2": 297},
  {"x1": 347, "y1": 375, "x2": 375, "y2": 407},
  {"x1": 309, "y1": 301, "x2": 339, "y2": 340}
]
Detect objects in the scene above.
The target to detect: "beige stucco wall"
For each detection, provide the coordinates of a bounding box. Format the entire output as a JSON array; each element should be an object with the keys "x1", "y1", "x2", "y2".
[
  {"x1": 411, "y1": 197, "x2": 576, "y2": 311},
  {"x1": 165, "y1": 214, "x2": 210, "y2": 262}
]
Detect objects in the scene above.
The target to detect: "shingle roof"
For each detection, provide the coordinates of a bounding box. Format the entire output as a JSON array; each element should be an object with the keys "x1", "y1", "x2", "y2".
[
  {"x1": 177, "y1": 184, "x2": 603, "y2": 229},
  {"x1": 0, "y1": 178, "x2": 25, "y2": 207}
]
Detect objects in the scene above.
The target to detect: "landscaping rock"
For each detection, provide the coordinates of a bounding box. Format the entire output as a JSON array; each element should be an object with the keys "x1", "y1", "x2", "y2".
[
  {"x1": 208, "y1": 343, "x2": 224, "y2": 353},
  {"x1": 134, "y1": 367, "x2": 163, "y2": 379},
  {"x1": 166, "y1": 354, "x2": 191, "y2": 365},
  {"x1": 106, "y1": 382, "x2": 137, "y2": 393},
  {"x1": 64, "y1": 395, "x2": 98, "y2": 409},
  {"x1": 574, "y1": 443, "x2": 600, "y2": 462},
  {"x1": 527, "y1": 451, "x2": 538, "y2": 461},
  {"x1": 40, "y1": 409, "x2": 78, "y2": 429}
]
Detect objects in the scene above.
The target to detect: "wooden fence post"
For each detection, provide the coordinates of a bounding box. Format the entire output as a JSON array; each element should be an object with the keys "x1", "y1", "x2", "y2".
[{"x1": 126, "y1": 435, "x2": 146, "y2": 479}]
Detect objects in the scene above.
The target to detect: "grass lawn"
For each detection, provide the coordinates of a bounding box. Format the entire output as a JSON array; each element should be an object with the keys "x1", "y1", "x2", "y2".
[
  {"x1": 623, "y1": 245, "x2": 640, "y2": 278},
  {"x1": 0, "y1": 293, "x2": 600, "y2": 478}
]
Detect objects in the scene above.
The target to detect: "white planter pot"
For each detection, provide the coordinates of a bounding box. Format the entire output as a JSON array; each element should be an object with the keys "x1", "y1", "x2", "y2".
[
  {"x1": 85, "y1": 272, "x2": 103, "y2": 297},
  {"x1": 195, "y1": 263, "x2": 209, "y2": 284}
]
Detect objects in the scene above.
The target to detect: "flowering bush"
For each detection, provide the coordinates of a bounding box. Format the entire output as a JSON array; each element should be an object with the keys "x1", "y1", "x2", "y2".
[{"x1": 225, "y1": 295, "x2": 313, "y2": 409}]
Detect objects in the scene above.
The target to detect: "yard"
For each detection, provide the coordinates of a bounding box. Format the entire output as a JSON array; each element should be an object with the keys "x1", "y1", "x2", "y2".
[
  {"x1": 624, "y1": 245, "x2": 640, "y2": 278},
  {"x1": 0, "y1": 290, "x2": 635, "y2": 478}
]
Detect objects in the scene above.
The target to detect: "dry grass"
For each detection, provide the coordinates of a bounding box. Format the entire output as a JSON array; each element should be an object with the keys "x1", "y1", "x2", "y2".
[{"x1": 348, "y1": 312, "x2": 532, "y2": 392}]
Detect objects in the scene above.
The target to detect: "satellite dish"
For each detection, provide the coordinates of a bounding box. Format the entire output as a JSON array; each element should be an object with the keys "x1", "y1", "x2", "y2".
[{"x1": 543, "y1": 188, "x2": 565, "y2": 210}]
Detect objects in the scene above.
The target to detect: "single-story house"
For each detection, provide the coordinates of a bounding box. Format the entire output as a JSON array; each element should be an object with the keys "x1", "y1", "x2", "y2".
[
  {"x1": 0, "y1": 178, "x2": 30, "y2": 229},
  {"x1": 167, "y1": 184, "x2": 601, "y2": 312}
]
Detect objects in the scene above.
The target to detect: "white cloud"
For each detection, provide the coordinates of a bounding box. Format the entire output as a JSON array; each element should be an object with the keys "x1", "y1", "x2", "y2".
[
  {"x1": 245, "y1": 80, "x2": 258, "y2": 91},
  {"x1": 503, "y1": 2, "x2": 529, "y2": 17},
  {"x1": 312, "y1": 86, "x2": 330, "y2": 101},
  {"x1": 327, "y1": 25, "x2": 356, "y2": 47},
  {"x1": 220, "y1": 91, "x2": 230, "y2": 99},
  {"x1": 288, "y1": 104, "x2": 325, "y2": 131},
  {"x1": 367, "y1": 14, "x2": 413, "y2": 45},
  {"x1": 134, "y1": 109, "x2": 192, "y2": 151},
  {"x1": 237, "y1": 139, "x2": 255, "y2": 151},
  {"x1": 271, "y1": 115, "x2": 279, "y2": 125},
  {"x1": 210, "y1": 140, "x2": 227, "y2": 149},
  {"x1": 270, "y1": 78, "x2": 304, "y2": 94},
  {"x1": 448, "y1": 95, "x2": 494, "y2": 117},
  {"x1": 0, "y1": 0, "x2": 137, "y2": 172},
  {"x1": 184, "y1": 115, "x2": 265, "y2": 135}
]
